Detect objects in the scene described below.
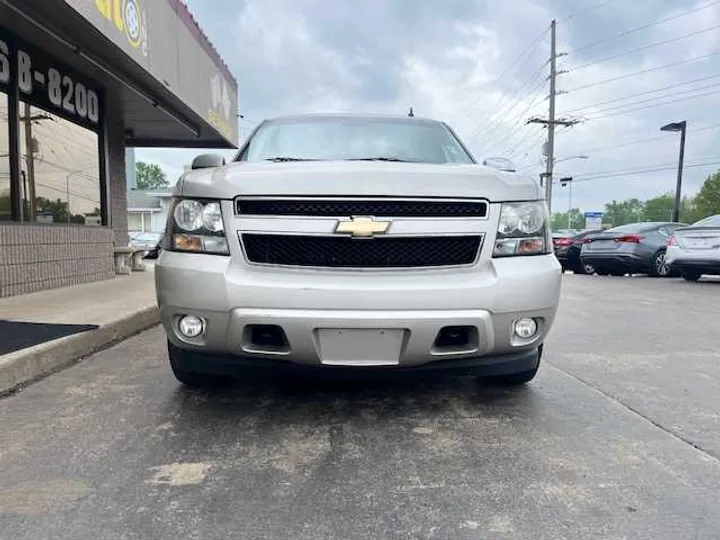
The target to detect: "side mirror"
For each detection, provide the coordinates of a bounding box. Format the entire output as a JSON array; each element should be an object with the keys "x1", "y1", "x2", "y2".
[
  {"x1": 191, "y1": 153, "x2": 226, "y2": 170},
  {"x1": 482, "y1": 157, "x2": 516, "y2": 173}
]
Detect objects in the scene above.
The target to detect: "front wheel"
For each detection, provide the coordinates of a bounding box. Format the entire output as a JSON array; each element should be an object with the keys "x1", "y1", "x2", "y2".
[
  {"x1": 650, "y1": 250, "x2": 671, "y2": 277},
  {"x1": 575, "y1": 262, "x2": 595, "y2": 275}
]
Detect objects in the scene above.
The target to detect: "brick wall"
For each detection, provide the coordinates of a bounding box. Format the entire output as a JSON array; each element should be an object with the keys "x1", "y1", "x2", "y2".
[
  {"x1": 0, "y1": 224, "x2": 115, "y2": 298},
  {"x1": 107, "y1": 103, "x2": 129, "y2": 247}
]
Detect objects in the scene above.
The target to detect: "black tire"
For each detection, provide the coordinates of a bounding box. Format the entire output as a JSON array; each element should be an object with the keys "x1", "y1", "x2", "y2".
[
  {"x1": 574, "y1": 262, "x2": 595, "y2": 275},
  {"x1": 649, "y1": 250, "x2": 671, "y2": 277},
  {"x1": 682, "y1": 271, "x2": 702, "y2": 282},
  {"x1": 167, "y1": 341, "x2": 226, "y2": 388},
  {"x1": 610, "y1": 271, "x2": 626, "y2": 277}
]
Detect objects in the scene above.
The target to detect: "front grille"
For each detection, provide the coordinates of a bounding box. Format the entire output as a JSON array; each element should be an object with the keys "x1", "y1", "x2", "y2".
[
  {"x1": 236, "y1": 199, "x2": 488, "y2": 218},
  {"x1": 241, "y1": 234, "x2": 482, "y2": 268}
]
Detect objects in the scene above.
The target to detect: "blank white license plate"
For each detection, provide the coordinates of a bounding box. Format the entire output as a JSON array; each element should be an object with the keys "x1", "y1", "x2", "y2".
[
  {"x1": 686, "y1": 237, "x2": 719, "y2": 249},
  {"x1": 589, "y1": 239, "x2": 617, "y2": 250},
  {"x1": 316, "y1": 328, "x2": 405, "y2": 366}
]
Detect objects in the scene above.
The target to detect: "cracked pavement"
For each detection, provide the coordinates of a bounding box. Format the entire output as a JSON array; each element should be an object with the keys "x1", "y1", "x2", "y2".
[{"x1": 1, "y1": 274, "x2": 719, "y2": 539}]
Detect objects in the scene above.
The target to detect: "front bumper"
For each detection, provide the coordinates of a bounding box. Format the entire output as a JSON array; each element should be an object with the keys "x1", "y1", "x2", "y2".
[
  {"x1": 169, "y1": 341, "x2": 543, "y2": 378},
  {"x1": 155, "y1": 252, "x2": 561, "y2": 370}
]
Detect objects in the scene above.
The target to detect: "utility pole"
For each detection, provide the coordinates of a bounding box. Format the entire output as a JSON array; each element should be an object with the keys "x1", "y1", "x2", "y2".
[
  {"x1": 20, "y1": 106, "x2": 52, "y2": 221},
  {"x1": 546, "y1": 20, "x2": 557, "y2": 211},
  {"x1": 527, "y1": 20, "x2": 579, "y2": 215},
  {"x1": 23, "y1": 102, "x2": 36, "y2": 221}
]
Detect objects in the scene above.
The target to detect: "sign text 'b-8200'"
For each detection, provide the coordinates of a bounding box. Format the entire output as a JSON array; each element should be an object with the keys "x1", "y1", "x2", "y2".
[{"x1": 0, "y1": 27, "x2": 102, "y2": 132}]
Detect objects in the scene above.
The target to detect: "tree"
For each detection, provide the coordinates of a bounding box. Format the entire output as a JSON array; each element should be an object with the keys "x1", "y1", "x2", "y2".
[
  {"x1": 603, "y1": 198, "x2": 644, "y2": 227},
  {"x1": 135, "y1": 161, "x2": 168, "y2": 190},
  {"x1": 643, "y1": 193, "x2": 674, "y2": 222},
  {"x1": 551, "y1": 208, "x2": 583, "y2": 230},
  {"x1": 681, "y1": 195, "x2": 706, "y2": 225},
  {"x1": 35, "y1": 197, "x2": 70, "y2": 223},
  {"x1": 694, "y1": 170, "x2": 720, "y2": 219}
]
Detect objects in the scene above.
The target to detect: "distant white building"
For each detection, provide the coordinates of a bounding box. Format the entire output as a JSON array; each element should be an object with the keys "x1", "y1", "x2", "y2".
[{"x1": 126, "y1": 190, "x2": 173, "y2": 232}]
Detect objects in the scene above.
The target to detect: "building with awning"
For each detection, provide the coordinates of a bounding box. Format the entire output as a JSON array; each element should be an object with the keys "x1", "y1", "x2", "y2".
[{"x1": 0, "y1": 0, "x2": 238, "y2": 297}]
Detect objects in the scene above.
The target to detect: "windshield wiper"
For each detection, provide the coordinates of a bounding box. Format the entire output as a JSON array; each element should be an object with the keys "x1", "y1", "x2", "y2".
[
  {"x1": 264, "y1": 157, "x2": 316, "y2": 162},
  {"x1": 346, "y1": 157, "x2": 418, "y2": 162}
]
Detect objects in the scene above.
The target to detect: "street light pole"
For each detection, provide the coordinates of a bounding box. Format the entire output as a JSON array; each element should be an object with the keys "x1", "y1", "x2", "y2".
[
  {"x1": 660, "y1": 121, "x2": 687, "y2": 223},
  {"x1": 674, "y1": 124, "x2": 686, "y2": 223}
]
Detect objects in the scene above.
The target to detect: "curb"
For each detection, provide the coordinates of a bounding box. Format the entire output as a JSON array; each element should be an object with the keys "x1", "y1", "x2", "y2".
[{"x1": 0, "y1": 305, "x2": 160, "y2": 396}]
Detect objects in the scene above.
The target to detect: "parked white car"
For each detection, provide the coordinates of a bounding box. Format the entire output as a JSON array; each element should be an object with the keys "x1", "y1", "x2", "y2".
[{"x1": 666, "y1": 214, "x2": 720, "y2": 281}]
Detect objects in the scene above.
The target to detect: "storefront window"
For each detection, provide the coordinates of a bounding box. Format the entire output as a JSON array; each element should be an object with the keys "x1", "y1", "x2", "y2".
[
  {"x1": 0, "y1": 90, "x2": 9, "y2": 221},
  {"x1": 19, "y1": 102, "x2": 100, "y2": 225}
]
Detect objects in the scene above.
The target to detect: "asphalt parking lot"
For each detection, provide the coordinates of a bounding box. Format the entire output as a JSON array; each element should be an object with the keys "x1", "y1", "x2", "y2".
[{"x1": 1, "y1": 274, "x2": 719, "y2": 540}]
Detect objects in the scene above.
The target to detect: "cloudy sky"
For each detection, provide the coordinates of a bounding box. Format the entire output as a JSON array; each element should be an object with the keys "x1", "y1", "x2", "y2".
[{"x1": 137, "y1": 0, "x2": 720, "y2": 214}]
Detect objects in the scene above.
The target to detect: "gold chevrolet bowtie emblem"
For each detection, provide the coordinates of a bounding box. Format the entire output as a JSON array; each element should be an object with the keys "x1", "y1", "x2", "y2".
[{"x1": 335, "y1": 216, "x2": 391, "y2": 238}]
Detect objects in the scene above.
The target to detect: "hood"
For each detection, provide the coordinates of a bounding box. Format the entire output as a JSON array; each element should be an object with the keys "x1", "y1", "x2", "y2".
[{"x1": 177, "y1": 161, "x2": 541, "y2": 202}]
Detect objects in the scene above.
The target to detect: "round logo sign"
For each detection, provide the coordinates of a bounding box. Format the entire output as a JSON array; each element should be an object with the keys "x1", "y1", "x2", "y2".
[{"x1": 123, "y1": 0, "x2": 143, "y2": 48}]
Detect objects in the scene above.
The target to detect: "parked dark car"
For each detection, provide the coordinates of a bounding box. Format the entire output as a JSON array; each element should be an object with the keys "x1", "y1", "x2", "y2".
[
  {"x1": 553, "y1": 229, "x2": 603, "y2": 274},
  {"x1": 580, "y1": 222, "x2": 687, "y2": 277}
]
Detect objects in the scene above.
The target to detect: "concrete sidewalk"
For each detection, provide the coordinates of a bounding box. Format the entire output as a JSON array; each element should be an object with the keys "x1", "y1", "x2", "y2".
[{"x1": 0, "y1": 267, "x2": 159, "y2": 395}]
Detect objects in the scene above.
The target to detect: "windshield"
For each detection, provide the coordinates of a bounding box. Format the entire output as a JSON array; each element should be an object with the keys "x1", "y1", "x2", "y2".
[
  {"x1": 237, "y1": 117, "x2": 474, "y2": 164},
  {"x1": 692, "y1": 215, "x2": 720, "y2": 227}
]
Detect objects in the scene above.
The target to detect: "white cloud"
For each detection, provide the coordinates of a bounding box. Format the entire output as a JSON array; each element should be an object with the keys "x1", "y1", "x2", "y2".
[{"x1": 138, "y1": 0, "x2": 720, "y2": 215}]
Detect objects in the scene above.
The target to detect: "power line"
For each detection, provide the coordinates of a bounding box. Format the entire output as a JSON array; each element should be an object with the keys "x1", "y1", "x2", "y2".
[
  {"x1": 568, "y1": 23, "x2": 720, "y2": 72},
  {"x1": 468, "y1": 62, "x2": 548, "y2": 145},
  {"x1": 563, "y1": 0, "x2": 616, "y2": 20},
  {"x1": 566, "y1": 50, "x2": 720, "y2": 93},
  {"x1": 461, "y1": 25, "x2": 550, "y2": 109},
  {"x1": 33, "y1": 180, "x2": 100, "y2": 204},
  {"x1": 507, "y1": 126, "x2": 546, "y2": 158},
  {"x1": 481, "y1": 80, "x2": 549, "y2": 153},
  {"x1": 567, "y1": 0, "x2": 720, "y2": 54},
  {"x1": 487, "y1": 92, "x2": 549, "y2": 154},
  {"x1": 572, "y1": 158, "x2": 720, "y2": 183},
  {"x1": 583, "y1": 87, "x2": 720, "y2": 121},
  {"x1": 576, "y1": 81, "x2": 720, "y2": 118},
  {"x1": 503, "y1": 119, "x2": 545, "y2": 157},
  {"x1": 568, "y1": 123, "x2": 720, "y2": 155},
  {"x1": 561, "y1": 72, "x2": 720, "y2": 114}
]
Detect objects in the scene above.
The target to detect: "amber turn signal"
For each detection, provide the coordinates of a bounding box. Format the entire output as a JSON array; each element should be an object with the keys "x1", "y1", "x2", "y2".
[{"x1": 173, "y1": 234, "x2": 204, "y2": 252}]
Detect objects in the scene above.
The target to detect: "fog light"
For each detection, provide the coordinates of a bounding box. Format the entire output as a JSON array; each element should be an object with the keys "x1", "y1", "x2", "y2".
[
  {"x1": 178, "y1": 315, "x2": 204, "y2": 338},
  {"x1": 514, "y1": 318, "x2": 537, "y2": 339}
]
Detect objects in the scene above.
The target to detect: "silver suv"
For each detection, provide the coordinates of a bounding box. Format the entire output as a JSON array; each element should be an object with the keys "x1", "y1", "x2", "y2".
[{"x1": 155, "y1": 114, "x2": 562, "y2": 386}]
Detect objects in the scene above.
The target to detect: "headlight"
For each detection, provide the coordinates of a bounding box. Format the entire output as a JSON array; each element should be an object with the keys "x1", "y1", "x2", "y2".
[
  {"x1": 202, "y1": 202, "x2": 224, "y2": 232},
  {"x1": 166, "y1": 198, "x2": 229, "y2": 255},
  {"x1": 493, "y1": 201, "x2": 549, "y2": 257},
  {"x1": 174, "y1": 200, "x2": 204, "y2": 231},
  {"x1": 517, "y1": 203, "x2": 545, "y2": 234}
]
